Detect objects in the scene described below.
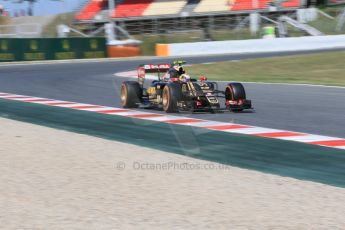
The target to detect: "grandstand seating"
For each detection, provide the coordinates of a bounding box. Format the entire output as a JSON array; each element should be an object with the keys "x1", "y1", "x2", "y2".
[
  {"x1": 230, "y1": 0, "x2": 299, "y2": 11},
  {"x1": 113, "y1": 0, "x2": 154, "y2": 17},
  {"x1": 75, "y1": 0, "x2": 106, "y2": 20},
  {"x1": 194, "y1": 0, "x2": 229, "y2": 13},
  {"x1": 75, "y1": 0, "x2": 301, "y2": 21},
  {"x1": 231, "y1": 0, "x2": 270, "y2": 11},
  {"x1": 281, "y1": 0, "x2": 300, "y2": 8},
  {"x1": 143, "y1": 0, "x2": 187, "y2": 16}
]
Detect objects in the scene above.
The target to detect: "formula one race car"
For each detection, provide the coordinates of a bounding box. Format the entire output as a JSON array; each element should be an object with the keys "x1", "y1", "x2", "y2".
[{"x1": 120, "y1": 60, "x2": 252, "y2": 113}]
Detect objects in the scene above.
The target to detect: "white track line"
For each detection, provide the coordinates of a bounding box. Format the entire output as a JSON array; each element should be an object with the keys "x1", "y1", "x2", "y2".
[
  {"x1": 278, "y1": 135, "x2": 343, "y2": 142},
  {"x1": 223, "y1": 127, "x2": 281, "y2": 135},
  {"x1": 114, "y1": 70, "x2": 345, "y2": 89},
  {"x1": 188, "y1": 121, "x2": 229, "y2": 128}
]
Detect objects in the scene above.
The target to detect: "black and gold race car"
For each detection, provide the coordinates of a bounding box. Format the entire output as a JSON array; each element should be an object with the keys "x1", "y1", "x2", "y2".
[{"x1": 120, "y1": 61, "x2": 252, "y2": 113}]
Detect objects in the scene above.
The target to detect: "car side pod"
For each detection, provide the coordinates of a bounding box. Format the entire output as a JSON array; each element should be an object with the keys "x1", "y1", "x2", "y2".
[{"x1": 225, "y1": 82, "x2": 252, "y2": 112}]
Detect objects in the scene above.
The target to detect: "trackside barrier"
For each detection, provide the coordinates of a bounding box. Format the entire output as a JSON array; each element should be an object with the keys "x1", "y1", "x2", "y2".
[
  {"x1": 0, "y1": 37, "x2": 107, "y2": 62},
  {"x1": 107, "y1": 45, "x2": 141, "y2": 57},
  {"x1": 155, "y1": 35, "x2": 345, "y2": 56}
]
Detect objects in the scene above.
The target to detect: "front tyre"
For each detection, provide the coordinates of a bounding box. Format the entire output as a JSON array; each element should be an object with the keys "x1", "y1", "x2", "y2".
[
  {"x1": 162, "y1": 83, "x2": 182, "y2": 113},
  {"x1": 120, "y1": 81, "x2": 142, "y2": 108},
  {"x1": 225, "y1": 82, "x2": 246, "y2": 112}
]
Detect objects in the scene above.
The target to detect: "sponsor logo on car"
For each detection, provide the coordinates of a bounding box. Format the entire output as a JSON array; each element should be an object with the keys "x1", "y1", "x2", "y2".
[{"x1": 144, "y1": 64, "x2": 171, "y2": 70}]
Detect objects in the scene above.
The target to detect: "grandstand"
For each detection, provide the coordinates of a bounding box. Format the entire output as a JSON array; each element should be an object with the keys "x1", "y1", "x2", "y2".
[
  {"x1": 114, "y1": 0, "x2": 154, "y2": 18},
  {"x1": 76, "y1": 0, "x2": 107, "y2": 21},
  {"x1": 231, "y1": 0, "x2": 270, "y2": 11},
  {"x1": 143, "y1": 0, "x2": 187, "y2": 16},
  {"x1": 281, "y1": 0, "x2": 301, "y2": 8},
  {"x1": 75, "y1": 0, "x2": 301, "y2": 21},
  {"x1": 194, "y1": 0, "x2": 229, "y2": 13},
  {"x1": 73, "y1": 0, "x2": 302, "y2": 36}
]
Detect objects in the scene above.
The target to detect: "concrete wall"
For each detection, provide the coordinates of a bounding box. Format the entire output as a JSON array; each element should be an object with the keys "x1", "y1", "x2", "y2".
[{"x1": 156, "y1": 35, "x2": 345, "y2": 56}]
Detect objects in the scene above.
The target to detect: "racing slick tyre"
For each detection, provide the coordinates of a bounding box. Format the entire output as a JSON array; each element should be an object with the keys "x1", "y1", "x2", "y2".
[
  {"x1": 162, "y1": 83, "x2": 182, "y2": 113},
  {"x1": 121, "y1": 81, "x2": 142, "y2": 108},
  {"x1": 225, "y1": 82, "x2": 246, "y2": 112}
]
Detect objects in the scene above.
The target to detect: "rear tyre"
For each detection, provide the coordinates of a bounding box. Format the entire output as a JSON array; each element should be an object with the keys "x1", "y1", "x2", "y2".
[
  {"x1": 120, "y1": 81, "x2": 142, "y2": 108},
  {"x1": 225, "y1": 82, "x2": 246, "y2": 112},
  {"x1": 162, "y1": 83, "x2": 182, "y2": 113}
]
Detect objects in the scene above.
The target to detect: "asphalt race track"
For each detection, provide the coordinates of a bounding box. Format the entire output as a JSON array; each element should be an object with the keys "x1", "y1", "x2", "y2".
[{"x1": 0, "y1": 50, "x2": 344, "y2": 138}]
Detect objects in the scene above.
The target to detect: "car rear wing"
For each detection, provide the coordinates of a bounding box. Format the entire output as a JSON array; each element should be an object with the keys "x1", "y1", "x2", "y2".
[
  {"x1": 137, "y1": 64, "x2": 171, "y2": 87},
  {"x1": 138, "y1": 64, "x2": 171, "y2": 74}
]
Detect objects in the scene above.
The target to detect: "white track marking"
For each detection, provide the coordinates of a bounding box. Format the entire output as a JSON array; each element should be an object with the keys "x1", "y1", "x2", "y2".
[
  {"x1": 223, "y1": 127, "x2": 281, "y2": 135},
  {"x1": 6, "y1": 97, "x2": 42, "y2": 101},
  {"x1": 108, "y1": 111, "x2": 149, "y2": 116},
  {"x1": 0, "y1": 56, "x2": 159, "y2": 67},
  {"x1": 36, "y1": 100, "x2": 72, "y2": 104},
  {"x1": 188, "y1": 121, "x2": 229, "y2": 128},
  {"x1": 73, "y1": 107, "x2": 117, "y2": 112},
  {"x1": 114, "y1": 70, "x2": 345, "y2": 89},
  {"x1": 279, "y1": 135, "x2": 343, "y2": 142},
  {"x1": 219, "y1": 81, "x2": 345, "y2": 89},
  {"x1": 0, "y1": 95, "x2": 31, "y2": 99},
  {"x1": 53, "y1": 103, "x2": 91, "y2": 108},
  {"x1": 138, "y1": 115, "x2": 181, "y2": 121}
]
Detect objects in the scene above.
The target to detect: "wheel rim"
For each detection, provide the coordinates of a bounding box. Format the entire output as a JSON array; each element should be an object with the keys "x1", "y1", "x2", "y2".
[
  {"x1": 120, "y1": 84, "x2": 127, "y2": 106},
  {"x1": 162, "y1": 87, "x2": 169, "y2": 110}
]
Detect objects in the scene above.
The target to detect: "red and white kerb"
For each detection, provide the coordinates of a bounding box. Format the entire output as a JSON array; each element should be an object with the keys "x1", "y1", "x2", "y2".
[{"x1": 0, "y1": 92, "x2": 344, "y2": 150}]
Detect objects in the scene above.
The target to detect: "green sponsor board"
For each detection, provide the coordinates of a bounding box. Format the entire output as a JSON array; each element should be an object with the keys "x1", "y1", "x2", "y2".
[
  {"x1": 21, "y1": 38, "x2": 50, "y2": 61},
  {"x1": 51, "y1": 38, "x2": 79, "y2": 60},
  {"x1": 0, "y1": 37, "x2": 107, "y2": 62},
  {"x1": 80, "y1": 38, "x2": 107, "y2": 59},
  {"x1": 51, "y1": 38, "x2": 107, "y2": 60},
  {"x1": 0, "y1": 39, "x2": 19, "y2": 61}
]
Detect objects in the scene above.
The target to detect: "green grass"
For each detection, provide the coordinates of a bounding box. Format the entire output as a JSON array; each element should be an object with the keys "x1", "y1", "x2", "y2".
[
  {"x1": 186, "y1": 51, "x2": 345, "y2": 86},
  {"x1": 309, "y1": 10, "x2": 345, "y2": 35},
  {"x1": 307, "y1": 6, "x2": 345, "y2": 34}
]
